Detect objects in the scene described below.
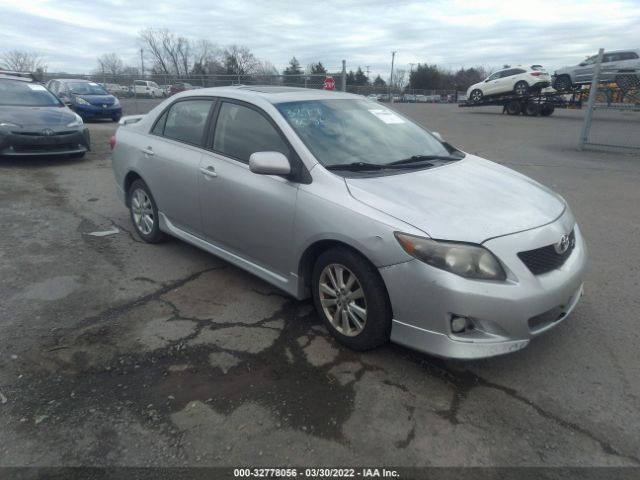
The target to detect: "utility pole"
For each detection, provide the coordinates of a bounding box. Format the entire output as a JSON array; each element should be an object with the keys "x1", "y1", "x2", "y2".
[
  {"x1": 408, "y1": 63, "x2": 416, "y2": 95},
  {"x1": 341, "y1": 59, "x2": 346, "y2": 92},
  {"x1": 390, "y1": 51, "x2": 396, "y2": 103},
  {"x1": 140, "y1": 48, "x2": 144, "y2": 78}
]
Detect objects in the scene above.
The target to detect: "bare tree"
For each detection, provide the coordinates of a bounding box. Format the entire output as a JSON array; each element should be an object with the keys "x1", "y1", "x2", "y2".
[
  {"x1": 223, "y1": 45, "x2": 259, "y2": 78},
  {"x1": 97, "y1": 53, "x2": 124, "y2": 76},
  {"x1": 1, "y1": 49, "x2": 47, "y2": 72},
  {"x1": 139, "y1": 28, "x2": 172, "y2": 75}
]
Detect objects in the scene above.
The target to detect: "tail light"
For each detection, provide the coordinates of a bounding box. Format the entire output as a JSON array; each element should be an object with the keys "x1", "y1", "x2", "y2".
[
  {"x1": 109, "y1": 135, "x2": 116, "y2": 150},
  {"x1": 530, "y1": 71, "x2": 542, "y2": 76}
]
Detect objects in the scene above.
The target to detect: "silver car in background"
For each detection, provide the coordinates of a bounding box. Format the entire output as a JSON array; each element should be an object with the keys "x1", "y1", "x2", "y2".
[
  {"x1": 553, "y1": 49, "x2": 640, "y2": 91},
  {"x1": 111, "y1": 86, "x2": 586, "y2": 359}
]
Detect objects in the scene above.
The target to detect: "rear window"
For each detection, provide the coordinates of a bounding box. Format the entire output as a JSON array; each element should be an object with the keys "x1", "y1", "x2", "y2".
[{"x1": 0, "y1": 80, "x2": 62, "y2": 107}]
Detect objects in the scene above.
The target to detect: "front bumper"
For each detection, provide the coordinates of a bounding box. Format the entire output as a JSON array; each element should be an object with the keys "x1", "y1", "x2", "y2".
[
  {"x1": 74, "y1": 104, "x2": 122, "y2": 120},
  {"x1": 381, "y1": 211, "x2": 587, "y2": 359},
  {"x1": 0, "y1": 127, "x2": 90, "y2": 157}
]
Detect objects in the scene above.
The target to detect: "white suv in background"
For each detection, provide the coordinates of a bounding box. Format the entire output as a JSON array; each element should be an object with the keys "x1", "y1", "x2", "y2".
[
  {"x1": 132, "y1": 80, "x2": 165, "y2": 98},
  {"x1": 552, "y1": 49, "x2": 640, "y2": 91},
  {"x1": 467, "y1": 66, "x2": 551, "y2": 103}
]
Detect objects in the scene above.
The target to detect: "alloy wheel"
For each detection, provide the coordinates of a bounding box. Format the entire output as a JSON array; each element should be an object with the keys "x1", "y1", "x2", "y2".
[
  {"x1": 131, "y1": 188, "x2": 154, "y2": 235},
  {"x1": 318, "y1": 263, "x2": 367, "y2": 337}
]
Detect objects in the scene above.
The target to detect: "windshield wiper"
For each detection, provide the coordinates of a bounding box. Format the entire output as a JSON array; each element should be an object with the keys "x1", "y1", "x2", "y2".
[
  {"x1": 325, "y1": 162, "x2": 385, "y2": 171},
  {"x1": 386, "y1": 154, "x2": 459, "y2": 166}
]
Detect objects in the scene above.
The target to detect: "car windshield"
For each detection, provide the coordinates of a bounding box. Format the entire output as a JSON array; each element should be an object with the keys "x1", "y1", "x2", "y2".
[
  {"x1": 276, "y1": 99, "x2": 453, "y2": 167},
  {"x1": 67, "y1": 82, "x2": 109, "y2": 95},
  {"x1": 0, "y1": 79, "x2": 62, "y2": 106}
]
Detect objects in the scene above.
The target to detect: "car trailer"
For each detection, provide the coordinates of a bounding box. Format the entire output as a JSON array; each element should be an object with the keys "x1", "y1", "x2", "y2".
[
  {"x1": 458, "y1": 91, "x2": 568, "y2": 116},
  {"x1": 459, "y1": 73, "x2": 640, "y2": 117}
]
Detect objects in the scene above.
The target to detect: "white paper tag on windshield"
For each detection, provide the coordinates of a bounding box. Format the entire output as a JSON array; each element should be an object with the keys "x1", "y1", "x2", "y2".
[
  {"x1": 27, "y1": 84, "x2": 47, "y2": 91},
  {"x1": 368, "y1": 109, "x2": 405, "y2": 124}
]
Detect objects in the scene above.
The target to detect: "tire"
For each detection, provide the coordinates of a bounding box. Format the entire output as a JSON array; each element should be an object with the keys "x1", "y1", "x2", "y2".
[
  {"x1": 540, "y1": 103, "x2": 555, "y2": 116},
  {"x1": 514, "y1": 81, "x2": 530, "y2": 96},
  {"x1": 553, "y1": 75, "x2": 573, "y2": 92},
  {"x1": 523, "y1": 103, "x2": 539, "y2": 116},
  {"x1": 312, "y1": 247, "x2": 392, "y2": 351},
  {"x1": 128, "y1": 179, "x2": 167, "y2": 243},
  {"x1": 469, "y1": 89, "x2": 483, "y2": 103},
  {"x1": 505, "y1": 100, "x2": 522, "y2": 115}
]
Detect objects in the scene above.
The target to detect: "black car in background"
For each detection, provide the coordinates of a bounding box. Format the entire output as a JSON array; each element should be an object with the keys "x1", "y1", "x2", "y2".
[
  {"x1": 46, "y1": 78, "x2": 122, "y2": 122},
  {"x1": 0, "y1": 71, "x2": 90, "y2": 158}
]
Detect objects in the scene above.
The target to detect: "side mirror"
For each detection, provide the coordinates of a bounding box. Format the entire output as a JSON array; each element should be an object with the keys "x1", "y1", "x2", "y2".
[
  {"x1": 249, "y1": 151, "x2": 291, "y2": 176},
  {"x1": 432, "y1": 131, "x2": 443, "y2": 142},
  {"x1": 579, "y1": 62, "x2": 586, "y2": 67}
]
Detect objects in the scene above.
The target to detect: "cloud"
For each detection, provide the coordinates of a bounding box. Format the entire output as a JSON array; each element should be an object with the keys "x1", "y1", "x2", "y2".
[{"x1": 0, "y1": 0, "x2": 638, "y2": 75}]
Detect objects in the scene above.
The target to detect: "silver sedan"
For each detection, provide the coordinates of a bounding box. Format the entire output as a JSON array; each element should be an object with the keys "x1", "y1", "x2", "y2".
[{"x1": 111, "y1": 86, "x2": 586, "y2": 359}]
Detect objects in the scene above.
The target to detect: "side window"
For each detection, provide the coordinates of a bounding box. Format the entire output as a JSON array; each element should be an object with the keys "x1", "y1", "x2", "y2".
[
  {"x1": 603, "y1": 54, "x2": 619, "y2": 63},
  {"x1": 162, "y1": 99, "x2": 213, "y2": 146},
  {"x1": 486, "y1": 72, "x2": 500, "y2": 81},
  {"x1": 134, "y1": 80, "x2": 144, "y2": 86},
  {"x1": 622, "y1": 52, "x2": 639, "y2": 60},
  {"x1": 511, "y1": 68, "x2": 526, "y2": 75},
  {"x1": 212, "y1": 102, "x2": 290, "y2": 163},
  {"x1": 151, "y1": 110, "x2": 168, "y2": 136}
]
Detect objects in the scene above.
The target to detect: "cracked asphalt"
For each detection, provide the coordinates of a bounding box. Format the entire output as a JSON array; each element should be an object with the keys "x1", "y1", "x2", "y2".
[{"x1": 0, "y1": 102, "x2": 639, "y2": 468}]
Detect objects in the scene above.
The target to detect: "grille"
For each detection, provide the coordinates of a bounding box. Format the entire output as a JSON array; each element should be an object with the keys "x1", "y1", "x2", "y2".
[
  {"x1": 12, "y1": 130, "x2": 76, "y2": 136},
  {"x1": 518, "y1": 230, "x2": 575, "y2": 275},
  {"x1": 13, "y1": 143, "x2": 78, "y2": 153}
]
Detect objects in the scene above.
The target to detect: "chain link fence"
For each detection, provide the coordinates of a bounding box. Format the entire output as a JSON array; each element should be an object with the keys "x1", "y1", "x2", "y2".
[
  {"x1": 40, "y1": 72, "x2": 345, "y2": 97},
  {"x1": 39, "y1": 71, "x2": 466, "y2": 104},
  {"x1": 579, "y1": 48, "x2": 640, "y2": 151}
]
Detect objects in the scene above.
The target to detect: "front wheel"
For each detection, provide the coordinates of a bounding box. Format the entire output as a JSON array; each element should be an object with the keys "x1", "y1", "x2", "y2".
[
  {"x1": 469, "y1": 89, "x2": 483, "y2": 103},
  {"x1": 514, "y1": 81, "x2": 530, "y2": 96},
  {"x1": 553, "y1": 75, "x2": 573, "y2": 92},
  {"x1": 128, "y1": 179, "x2": 167, "y2": 243},
  {"x1": 312, "y1": 247, "x2": 392, "y2": 351}
]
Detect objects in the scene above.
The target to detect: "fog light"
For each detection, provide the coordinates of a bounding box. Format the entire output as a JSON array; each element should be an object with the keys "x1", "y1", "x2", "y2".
[{"x1": 451, "y1": 316, "x2": 467, "y2": 333}]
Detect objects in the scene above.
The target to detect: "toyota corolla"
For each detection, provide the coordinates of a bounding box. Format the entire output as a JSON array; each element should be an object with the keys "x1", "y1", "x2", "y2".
[{"x1": 111, "y1": 86, "x2": 586, "y2": 359}]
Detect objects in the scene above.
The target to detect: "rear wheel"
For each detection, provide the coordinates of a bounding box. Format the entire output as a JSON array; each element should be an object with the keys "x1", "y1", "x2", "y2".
[
  {"x1": 523, "y1": 103, "x2": 540, "y2": 116},
  {"x1": 469, "y1": 89, "x2": 483, "y2": 103},
  {"x1": 514, "y1": 81, "x2": 530, "y2": 96},
  {"x1": 540, "y1": 103, "x2": 555, "y2": 116},
  {"x1": 128, "y1": 179, "x2": 167, "y2": 243},
  {"x1": 505, "y1": 100, "x2": 522, "y2": 115},
  {"x1": 312, "y1": 247, "x2": 392, "y2": 351}
]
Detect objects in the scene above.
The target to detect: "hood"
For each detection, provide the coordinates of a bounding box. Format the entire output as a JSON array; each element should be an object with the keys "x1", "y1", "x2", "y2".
[
  {"x1": 345, "y1": 155, "x2": 565, "y2": 244},
  {"x1": 0, "y1": 106, "x2": 79, "y2": 129},
  {"x1": 72, "y1": 93, "x2": 116, "y2": 106}
]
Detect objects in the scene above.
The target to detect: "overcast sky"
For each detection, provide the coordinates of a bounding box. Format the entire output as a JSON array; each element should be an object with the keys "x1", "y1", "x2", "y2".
[{"x1": 1, "y1": 0, "x2": 639, "y2": 77}]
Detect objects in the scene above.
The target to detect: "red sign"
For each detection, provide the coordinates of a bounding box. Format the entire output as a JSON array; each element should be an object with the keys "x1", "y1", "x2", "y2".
[{"x1": 323, "y1": 76, "x2": 336, "y2": 91}]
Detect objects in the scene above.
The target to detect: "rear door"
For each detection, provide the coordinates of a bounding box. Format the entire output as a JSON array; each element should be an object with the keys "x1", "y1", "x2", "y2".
[
  {"x1": 198, "y1": 99, "x2": 299, "y2": 278},
  {"x1": 140, "y1": 98, "x2": 215, "y2": 236}
]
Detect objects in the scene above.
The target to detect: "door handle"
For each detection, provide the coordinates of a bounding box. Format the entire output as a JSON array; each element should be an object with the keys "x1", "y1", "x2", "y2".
[
  {"x1": 141, "y1": 147, "x2": 154, "y2": 156},
  {"x1": 200, "y1": 165, "x2": 218, "y2": 178}
]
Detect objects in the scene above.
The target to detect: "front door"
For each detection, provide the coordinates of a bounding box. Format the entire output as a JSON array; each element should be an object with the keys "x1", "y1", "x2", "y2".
[{"x1": 198, "y1": 100, "x2": 299, "y2": 279}]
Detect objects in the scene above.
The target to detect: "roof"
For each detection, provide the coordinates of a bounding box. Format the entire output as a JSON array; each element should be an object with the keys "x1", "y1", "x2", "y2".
[
  {"x1": 184, "y1": 85, "x2": 361, "y2": 104},
  {"x1": 0, "y1": 70, "x2": 38, "y2": 82}
]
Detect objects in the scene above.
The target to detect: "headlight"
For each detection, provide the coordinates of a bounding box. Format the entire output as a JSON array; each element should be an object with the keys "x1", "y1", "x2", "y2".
[
  {"x1": 66, "y1": 114, "x2": 84, "y2": 128},
  {"x1": 75, "y1": 97, "x2": 90, "y2": 105},
  {"x1": 0, "y1": 121, "x2": 21, "y2": 128},
  {"x1": 395, "y1": 233, "x2": 506, "y2": 281},
  {"x1": 113, "y1": 97, "x2": 120, "y2": 107}
]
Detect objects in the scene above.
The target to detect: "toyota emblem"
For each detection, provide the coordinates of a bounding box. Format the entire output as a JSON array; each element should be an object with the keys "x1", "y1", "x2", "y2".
[
  {"x1": 554, "y1": 234, "x2": 570, "y2": 254},
  {"x1": 41, "y1": 128, "x2": 54, "y2": 136}
]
